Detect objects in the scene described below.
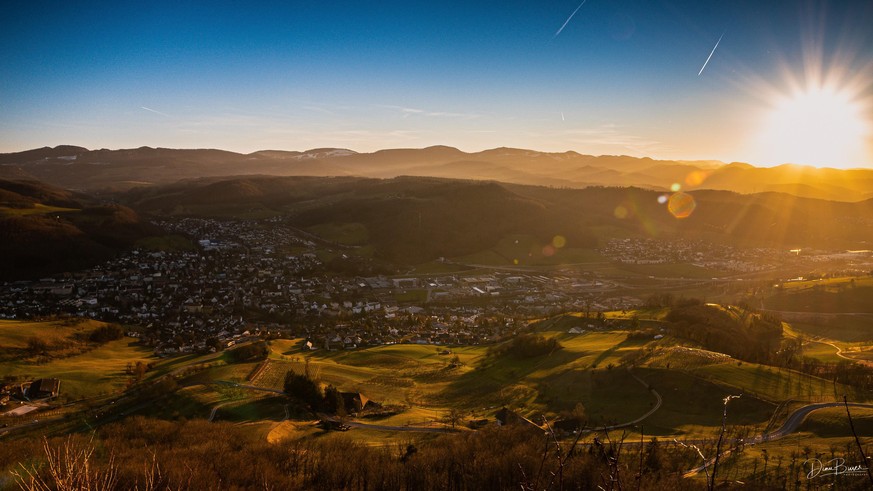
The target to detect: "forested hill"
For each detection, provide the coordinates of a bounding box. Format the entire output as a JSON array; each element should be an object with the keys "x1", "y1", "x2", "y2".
[
  {"x1": 125, "y1": 175, "x2": 873, "y2": 265},
  {"x1": 0, "y1": 179, "x2": 160, "y2": 280}
]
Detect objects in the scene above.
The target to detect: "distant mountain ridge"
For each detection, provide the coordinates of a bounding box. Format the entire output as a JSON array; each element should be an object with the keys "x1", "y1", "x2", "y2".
[{"x1": 1, "y1": 145, "x2": 872, "y2": 201}]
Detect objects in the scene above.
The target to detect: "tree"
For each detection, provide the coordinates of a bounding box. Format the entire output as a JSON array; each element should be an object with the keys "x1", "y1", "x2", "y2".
[
  {"x1": 570, "y1": 402, "x2": 587, "y2": 426},
  {"x1": 284, "y1": 370, "x2": 322, "y2": 409},
  {"x1": 443, "y1": 408, "x2": 465, "y2": 429},
  {"x1": 89, "y1": 324, "x2": 123, "y2": 343},
  {"x1": 26, "y1": 336, "x2": 48, "y2": 355},
  {"x1": 323, "y1": 385, "x2": 346, "y2": 417},
  {"x1": 132, "y1": 361, "x2": 148, "y2": 382}
]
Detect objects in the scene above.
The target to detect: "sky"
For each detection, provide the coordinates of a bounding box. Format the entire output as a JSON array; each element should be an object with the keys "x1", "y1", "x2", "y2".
[{"x1": 2, "y1": 0, "x2": 873, "y2": 168}]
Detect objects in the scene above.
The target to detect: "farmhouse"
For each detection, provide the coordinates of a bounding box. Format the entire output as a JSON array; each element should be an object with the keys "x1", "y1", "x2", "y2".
[
  {"x1": 340, "y1": 392, "x2": 370, "y2": 412},
  {"x1": 27, "y1": 378, "x2": 61, "y2": 399}
]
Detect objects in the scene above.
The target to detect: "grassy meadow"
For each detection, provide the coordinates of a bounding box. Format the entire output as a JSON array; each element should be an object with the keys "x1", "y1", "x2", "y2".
[{"x1": 0, "y1": 319, "x2": 154, "y2": 400}]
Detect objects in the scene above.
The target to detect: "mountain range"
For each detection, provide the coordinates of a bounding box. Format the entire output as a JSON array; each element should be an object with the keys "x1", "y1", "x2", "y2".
[{"x1": 2, "y1": 145, "x2": 873, "y2": 202}]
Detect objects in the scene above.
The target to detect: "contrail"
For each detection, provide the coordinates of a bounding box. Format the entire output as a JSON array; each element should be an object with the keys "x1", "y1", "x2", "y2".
[
  {"x1": 554, "y1": 1, "x2": 587, "y2": 39},
  {"x1": 697, "y1": 32, "x2": 725, "y2": 76},
  {"x1": 141, "y1": 106, "x2": 170, "y2": 117},
  {"x1": 561, "y1": 111, "x2": 565, "y2": 121}
]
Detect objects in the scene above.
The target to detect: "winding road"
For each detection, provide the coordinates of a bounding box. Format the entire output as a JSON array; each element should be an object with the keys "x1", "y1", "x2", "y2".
[
  {"x1": 812, "y1": 340, "x2": 873, "y2": 368},
  {"x1": 683, "y1": 401, "x2": 873, "y2": 477}
]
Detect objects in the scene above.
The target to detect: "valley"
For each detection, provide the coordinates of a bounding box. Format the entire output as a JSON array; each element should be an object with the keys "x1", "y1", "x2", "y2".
[{"x1": 1, "y1": 158, "x2": 873, "y2": 488}]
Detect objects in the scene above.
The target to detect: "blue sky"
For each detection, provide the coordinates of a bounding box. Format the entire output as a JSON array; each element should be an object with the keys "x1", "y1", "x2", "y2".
[{"x1": 2, "y1": 1, "x2": 872, "y2": 167}]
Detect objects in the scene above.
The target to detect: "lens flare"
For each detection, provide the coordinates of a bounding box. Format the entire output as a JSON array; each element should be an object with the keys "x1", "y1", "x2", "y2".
[
  {"x1": 614, "y1": 205, "x2": 628, "y2": 219},
  {"x1": 684, "y1": 170, "x2": 709, "y2": 187},
  {"x1": 657, "y1": 194, "x2": 669, "y2": 204},
  {"x1": 755, "y1": 86, "x2": 867, "y2": 168},
  {"x1": 668, "y1": 192, "x2": 696, "y2": 219},
  {"x1": 670, "y1": 183, "x2": 681, "y2": 192},
  {"x1": 542, "y1": 245, "x2": 556, "y2": 257},
  {"x1": 552, "y1": 235, "x2": 567, "y2": 248}
]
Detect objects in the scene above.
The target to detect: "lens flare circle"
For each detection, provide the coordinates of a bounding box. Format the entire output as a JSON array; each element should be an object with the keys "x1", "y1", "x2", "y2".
[{"x1": 667, "y1": 192, "x2": 696, "y2": 219}]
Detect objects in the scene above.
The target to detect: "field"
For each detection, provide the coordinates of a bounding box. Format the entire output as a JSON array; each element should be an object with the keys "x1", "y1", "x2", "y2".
[
  {"x1": 222, "y1": 326, "x2": 851, "y2": 439},
  {"x1": 688, "y1": 362, "x2": 856, "y2": 403},
  {"x1": 452, "y1": 234, "x2": 605, "y2": 267},
  {"x1": 764, "y1": 280, "x2": 873, "y2": 313},
  {"x1": 7, "y1": 312, "x2": 871, "y2": 455},
  {"x1": 788, "y1": 316, "x2": 873, "y2": 342},
  {"x1": 0, "y1": 319, "x2": 154, "y2": 400}
]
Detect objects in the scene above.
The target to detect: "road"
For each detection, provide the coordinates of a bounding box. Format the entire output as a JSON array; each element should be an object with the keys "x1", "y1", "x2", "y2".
[
  {"x1": 208, "y1": 402, "x2": 229, "y2": 422},
  {"x1": 756, "y1": 401, "x2": 873, "y2": 442},
  {"x1": 812, "y1": 340, "x2": 873, "y2": 368},
  {"x1": 585, "y1": 368, "x2": 663, "y2": 432},
  {"x1": 683, "y1": 401, "x2": 873, "y2": 477}
]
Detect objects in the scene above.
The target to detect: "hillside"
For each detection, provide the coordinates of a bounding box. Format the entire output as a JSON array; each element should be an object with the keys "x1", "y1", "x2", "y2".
[
  {"x1": 3, "y1": 145, "x2": 873, "y2": 201},
  {"x1": 0, "y1": 179, "x2": 161, "y2": 280},
  {"x1": 123, "y1": 175, "x2": 873, "y2": 266}
]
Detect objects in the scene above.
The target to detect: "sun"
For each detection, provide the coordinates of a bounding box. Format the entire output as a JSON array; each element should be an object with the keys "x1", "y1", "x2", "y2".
[{"x1": 753, "y1": 86, "x2": 868, "y2": 168}]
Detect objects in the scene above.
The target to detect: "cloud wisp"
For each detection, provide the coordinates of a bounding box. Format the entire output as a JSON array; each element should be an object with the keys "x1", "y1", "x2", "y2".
[
  {"x1": 140, "y1": 106, "x2": 171, "y2": 117},
  {"x1": 378, "y1": 105, "x2": 481, "y2": 120}
]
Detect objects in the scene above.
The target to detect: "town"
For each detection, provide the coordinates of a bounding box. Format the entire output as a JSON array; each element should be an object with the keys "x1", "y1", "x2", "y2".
[{"x1": 2, "y1": 217, "x2": 871, "y2": 359}]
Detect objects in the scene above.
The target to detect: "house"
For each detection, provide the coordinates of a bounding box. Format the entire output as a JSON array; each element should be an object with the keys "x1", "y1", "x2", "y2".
[
  {"x1": 495, "y1": 407, "x2": 542, "y2": 433},
  {"x1": 27, "y1": 378, "x2": 61, "y2": 399},
  {"x1": 568, "y1": 327, "x2": 585, "y2": 334},
  {"x1": 340, "y1": 392, "x2": 370, "y2": 412}
]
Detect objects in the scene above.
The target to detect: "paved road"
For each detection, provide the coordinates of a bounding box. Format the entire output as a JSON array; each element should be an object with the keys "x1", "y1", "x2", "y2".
[
  {"x1": 812, "y1": 340, "x2": 873, "y2": 368},
  {"x1": 586, "y1": 368, "x2": 663, "y2": 432},
  {"x1": 756, "y1": 401, "x2": 873, "y2": 442},
  {"x1": 208, "y1": 402, "x2": 229, "y2": 422},
  {"x1": 683, "y1": 401, "x2": 873, "y2": 477}
]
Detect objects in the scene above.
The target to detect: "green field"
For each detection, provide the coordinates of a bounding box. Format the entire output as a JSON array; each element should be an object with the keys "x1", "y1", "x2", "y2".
[
  {"x1": 453, "y1": 234, "x2": 605, "y2": 267},
  {"x1": 765, "y1": 282, "x2": 873, "y2": 313},
  {"x1": 0, "y1": 319, "x2": 155, "y2": 400},
  {"x1": 9, "y1": 312, "x2": 867, "y2": 448},
  {"x1": 638, "y1": 368, "x2": 775, "y2": 436},
  {"x1": 799, "y1": 340, "x2": 846, "y2": 363},
  {"x1": 0, "y1": 318, "x2": 109, "y2": 350},
  {"x1": 689, "y1": 362, "x2": 855, "y2": 403},
  {"x1": 788, "y1": 316, "x2": 873, "y2": 342}
]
